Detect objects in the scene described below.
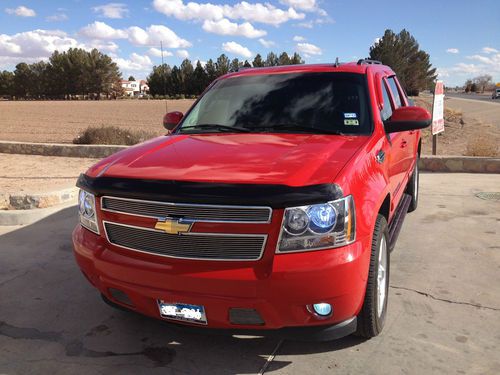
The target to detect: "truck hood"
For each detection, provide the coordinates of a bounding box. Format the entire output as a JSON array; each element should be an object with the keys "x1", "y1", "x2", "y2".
[{"x1": 87, "y1": 133, "x2": 369, "y2": 186}]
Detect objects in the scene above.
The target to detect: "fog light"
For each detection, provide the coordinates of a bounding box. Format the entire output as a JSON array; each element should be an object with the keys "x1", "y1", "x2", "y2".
[{"x1": 312, "y1": 303, "x2": 332, "y2": 317}]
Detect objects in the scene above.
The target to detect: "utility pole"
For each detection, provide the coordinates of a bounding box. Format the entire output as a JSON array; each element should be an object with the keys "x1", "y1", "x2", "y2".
[{"x1": 160, "y1": 41, "x2": 168, "y2": 113}]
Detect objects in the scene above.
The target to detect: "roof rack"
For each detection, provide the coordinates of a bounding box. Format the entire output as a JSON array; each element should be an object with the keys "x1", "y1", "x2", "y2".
[{"x1": 357, "y1": 59, "x2": 382, "y2": 65}]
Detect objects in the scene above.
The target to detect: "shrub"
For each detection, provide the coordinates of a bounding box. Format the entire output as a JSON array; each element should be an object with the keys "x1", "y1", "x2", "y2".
[
  {"x1": 465, "y1": 135, "x2": 499, "y2": 157},
  {"x1": 73, "y1": 126, "x2": 158, "y2": 146}
]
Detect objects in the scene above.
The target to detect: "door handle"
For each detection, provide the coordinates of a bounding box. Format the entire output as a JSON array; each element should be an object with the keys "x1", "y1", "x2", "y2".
[{"x1": 401, "y1": 140, "x2": 408, "y2": 148}]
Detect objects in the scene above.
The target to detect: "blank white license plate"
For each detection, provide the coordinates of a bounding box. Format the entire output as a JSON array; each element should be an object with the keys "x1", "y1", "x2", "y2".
[{"x1": 157, "y1": 300, "x2": 207, "y2": 325}]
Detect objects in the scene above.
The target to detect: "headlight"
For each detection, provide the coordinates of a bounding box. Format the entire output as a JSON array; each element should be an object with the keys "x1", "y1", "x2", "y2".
[
  {"x1": 78, "y1": 189, "x2": 99, "y2": 234},
  {"x1": 277, "y1": 195, "x2": 355, "y2": 253}
]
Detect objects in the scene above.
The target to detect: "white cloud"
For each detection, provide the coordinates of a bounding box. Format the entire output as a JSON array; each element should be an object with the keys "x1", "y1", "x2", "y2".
[
  {"x1": 293, "y1": 35, "x2": 305, "y2": 42},
  {"x1": 84, "y1": 40, "x2": 120, "y2": 53},
  {"x1": 92, "y1": 3, "x2": 129, "y2": 19},
  {"x1": 176, "y1": 49, "x2": 190, "y2": 58},
  {"x1": 46, "y1": 12, "x2": 68, "y2": 22},
  {"x1": 128, "y1": 25, "x2": 191, "y2": 48},
  {"x1": 79, "y1": 22, "x2": 191, "y2": 48},
  {"x1": 153, "y1": 0, "x2": 305, "y2": 26},
  {"x1": 258, "y1": 38, "x2": 275, "y2": 48},
  {"x1": 114, "y1": 53, "x2": 153, "y2": 71},
  {"x1": 148, "y1": 47, "x2": 173, "y2": 57},
  {"x1": 482, "y1": 47, "x2": 498, "y2": 54},
  {"x1": 296, "y1": 21, "x2": 313, "y2": 28},
  {"x1": 0, "y1": 29, "x2": 81, "y2": 61},
  {"x1": 466, "y1": 54, "x2": 490, "y2": 64},
  {"x1": 279, "y1": 0, "x2": 326, "y2": 15},
  {"x1": 5, "y1": 5, "x2": 36, "y2": 17},
  {"x1": 80, "y1": 21, "x2": 128, "y2": 39},
  {"x1": 222, "y1": 41, "x2": 252, "y2": 58},
  {"x1": 446, "y1": 48, "x2": 459, "y2": 54},
  {"x1": 296, "y1": 42, "x2": 322, "y2": 56},
  {"x1": 202, "y1": 19, "x2": 266, "y2": 38},
  {"x1": 373, "y1": 37, "x2": 381, "y2": 45},
  {"x1": 437, "y1": 52, "x2": 500, "y2": 85}
]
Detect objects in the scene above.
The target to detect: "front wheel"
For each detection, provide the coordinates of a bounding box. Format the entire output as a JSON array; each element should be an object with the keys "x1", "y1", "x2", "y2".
[{"x1": 356, "y1": 214, "x2": 390, "y2": 339}]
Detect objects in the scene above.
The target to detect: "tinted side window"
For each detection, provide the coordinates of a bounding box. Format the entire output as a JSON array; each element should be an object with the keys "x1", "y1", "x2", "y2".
[
  {"x1": 380, "y1": 81, "x2": 393, "y2": 121},
  {"x1": 387, "y1": 77, "x2": 402, "y2": 108}
]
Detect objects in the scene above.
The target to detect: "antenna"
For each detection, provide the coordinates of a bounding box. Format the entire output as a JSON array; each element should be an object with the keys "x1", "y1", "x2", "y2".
[{"x1": 160, "y1": 41, "x2": 168, "y2": 113}]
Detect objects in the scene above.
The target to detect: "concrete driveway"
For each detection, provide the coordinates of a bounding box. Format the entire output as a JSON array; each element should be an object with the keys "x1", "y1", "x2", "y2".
[{"x1": 1, "y1": 173, "x2": 499, "y2": 374}]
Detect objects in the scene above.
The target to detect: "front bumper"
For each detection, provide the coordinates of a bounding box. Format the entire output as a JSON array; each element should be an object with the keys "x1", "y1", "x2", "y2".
[{"x1": 72, "y1": 225, "x2": 371, "y2": 339}]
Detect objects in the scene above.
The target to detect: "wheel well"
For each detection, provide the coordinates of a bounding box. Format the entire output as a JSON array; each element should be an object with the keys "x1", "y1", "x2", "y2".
[{"x1": 379, "y1": 194, "x2": 391, "y2": 222}]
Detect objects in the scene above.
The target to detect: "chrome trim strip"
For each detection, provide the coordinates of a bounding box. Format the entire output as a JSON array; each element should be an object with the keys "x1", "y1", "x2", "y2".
[
  {"x1": 100, "y1": 196, "x2": 272, "y2": 224},
  {"x1": 102, "y1": 220, "x2": 268, "y2": 262}
]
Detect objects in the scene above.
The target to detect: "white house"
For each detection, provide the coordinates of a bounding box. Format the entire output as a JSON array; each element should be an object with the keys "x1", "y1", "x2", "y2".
[{"x1": 121, "y1": 79, "x2": 149, "y2": 97}]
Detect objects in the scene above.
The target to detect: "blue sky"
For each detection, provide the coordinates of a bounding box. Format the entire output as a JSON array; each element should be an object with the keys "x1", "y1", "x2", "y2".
[{"x1": 1, "y1": 0, "x2": 499, "y2": 86}]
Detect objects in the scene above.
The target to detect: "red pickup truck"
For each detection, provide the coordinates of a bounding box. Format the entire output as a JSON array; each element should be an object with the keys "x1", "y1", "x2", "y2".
[{"x1": 73, "y1": 60, "x2": 431, "y2": 341}]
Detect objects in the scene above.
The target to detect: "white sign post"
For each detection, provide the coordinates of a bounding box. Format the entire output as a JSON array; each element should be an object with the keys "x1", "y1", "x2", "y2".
[{"x1": 431, "y1": 81, "x2": 445, "y2": 155}]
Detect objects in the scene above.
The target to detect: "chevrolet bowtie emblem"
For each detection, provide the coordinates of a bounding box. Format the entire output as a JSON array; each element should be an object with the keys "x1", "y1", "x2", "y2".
[{"x1": 155, "y1": 218, "x2": 193, "y2": 235}]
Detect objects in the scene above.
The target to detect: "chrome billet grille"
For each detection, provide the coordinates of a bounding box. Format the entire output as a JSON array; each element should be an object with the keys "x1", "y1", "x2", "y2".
[
  {"x1": 101, "y1": 196, "x2": 272, "y2": 223},
  {"x1": 104, "y1": 221, "x2": 267, "y2": 261}
]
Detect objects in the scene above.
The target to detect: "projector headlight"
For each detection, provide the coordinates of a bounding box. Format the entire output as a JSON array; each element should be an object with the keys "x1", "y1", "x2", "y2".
[
  {"x1": 277, "y1": 196, "x2": 355, "y2": 253},
  {"x1": 78, "y1": 189, "x2": 99, "y2": 234}
]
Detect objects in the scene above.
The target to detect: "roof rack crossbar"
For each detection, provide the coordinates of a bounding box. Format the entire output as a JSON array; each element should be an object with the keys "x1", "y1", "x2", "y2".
[{"x1": 357, "y1": 59, "x2": 382, "y2": 65}]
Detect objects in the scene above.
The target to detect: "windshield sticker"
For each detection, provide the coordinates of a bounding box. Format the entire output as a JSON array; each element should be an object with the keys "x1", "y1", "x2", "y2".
[
  {"x1": 344, "y1": 113, "x2": 357, "y2": 118},
  {"x1": 344, "y1": 119, "x2": 359, "y2": 126}
]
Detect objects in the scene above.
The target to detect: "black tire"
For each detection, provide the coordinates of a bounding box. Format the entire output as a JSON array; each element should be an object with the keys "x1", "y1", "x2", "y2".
[
  {"x1": 406, "y1": 159, "x2": 419, "y2": 212},
  {"x1": 356, "y1": 215, "x2": 390, "y2": 339}
]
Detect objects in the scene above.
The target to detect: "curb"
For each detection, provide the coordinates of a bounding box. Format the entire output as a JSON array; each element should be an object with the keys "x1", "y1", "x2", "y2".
[
  {"x1": 0, "y1": 201, "x2": 76, "y2": 226},
  {"x1": 1, "y1": 187, "x2": 78, "y2": 210},
  {"x1": 0, "y1": 140, "x2": 126, "y2": 158},
  {"x1": 419, "y1": 156, "x2": 500, "y2": 174}
]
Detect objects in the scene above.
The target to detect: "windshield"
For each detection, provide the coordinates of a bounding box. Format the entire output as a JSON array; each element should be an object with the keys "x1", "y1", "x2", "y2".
[{"x1": 177, "y1": 72, "x2": 372, "y2": 135}]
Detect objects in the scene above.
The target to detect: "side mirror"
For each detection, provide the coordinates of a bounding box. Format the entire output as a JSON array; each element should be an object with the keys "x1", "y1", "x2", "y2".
[
  {"x1": 163, "y1": 111, "x2": 183, "y2": 131},
  {"x1": 384, "y1": 106, "x2": 431, "y2": 133}
]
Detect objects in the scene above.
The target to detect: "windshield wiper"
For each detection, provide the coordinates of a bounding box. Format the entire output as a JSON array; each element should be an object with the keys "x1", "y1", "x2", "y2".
[
  {"x1": 178, "y1": 124, "x2": 249, "y2": 133},
  {"x1": 246, "y1": 124, "x2": 346, "y2": 135}
]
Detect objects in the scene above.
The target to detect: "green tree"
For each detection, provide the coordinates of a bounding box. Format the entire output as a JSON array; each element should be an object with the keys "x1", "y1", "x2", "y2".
[
  {"x1": 265, "y1": 52, "x2": 278, "y2": 66},
  {"x1": 290, "y1": 52, "x2": 304, "y2": 65},
  {"x1": 252, "y1": 54, "x2": 264, "y2": 67},
  {"x1": 369, "y1": 29, "x2": 437, "y2": 96},
  {"x1": 216, "y1": 54, "x2": 230, "y2": 76},
  {"x1": 147, "y1": 64, "x2": 172, "y2": 96},
  {"x1": 230, "y1": 58, "x2": 240, "y2": 72},
  {"x1": 243, "y1": 60, "x2": 252, "y2": 68},
  {"x1": 29, "y1": 61, "x2": 50, "y2": 98},
  {"x1": 278, "y1": 52, "x2": 291, "y2": 65},
  {"x1": 0, "y1": 70, "x2": 14, "y2": 96},
  {"x1": 192, "y1": 60, "x2": 209, "y2": 94},
  {"x1": 13, "y1": 63, "x2": 33, "y2": 98},
  {"x1": 179, "y1": 59, "x2": 194, "y2": 94},
  {"x1": 128, "y1": 75, "x2": 135, "y2": 81},
  {"x1": 204, "y1": 59, "x2": 217, "y2": 82}
]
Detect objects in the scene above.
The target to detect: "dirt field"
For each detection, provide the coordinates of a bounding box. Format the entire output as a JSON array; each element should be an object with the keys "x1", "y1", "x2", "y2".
[
  {"x1": 0, "y1": 99, "x2": 194, "y2": 144},
  {"x1": 0, "y1": 154, "x2": 99, "y2": 194},
  {"x1": 0, "y1": 98, "x2": 498, "y2": 156}
]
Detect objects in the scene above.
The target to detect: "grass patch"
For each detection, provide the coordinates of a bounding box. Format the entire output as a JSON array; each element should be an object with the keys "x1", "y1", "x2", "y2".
[{"x1": 73, "y1": 126, "x2": 158, "y2": 145}]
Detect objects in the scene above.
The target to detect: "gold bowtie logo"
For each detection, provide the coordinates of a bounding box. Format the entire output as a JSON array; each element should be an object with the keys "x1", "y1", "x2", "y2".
[{"x1": 155, "y1": 218, "x2": 192, "y2": 235}]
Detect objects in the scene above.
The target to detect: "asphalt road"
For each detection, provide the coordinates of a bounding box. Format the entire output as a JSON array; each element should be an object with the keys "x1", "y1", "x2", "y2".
[
  {"x1": 446, "y1": 92, "x2": 499, "y2": 103},
  {"x1": 1, "y1": 173, "x2": 499, "y2": 374}
]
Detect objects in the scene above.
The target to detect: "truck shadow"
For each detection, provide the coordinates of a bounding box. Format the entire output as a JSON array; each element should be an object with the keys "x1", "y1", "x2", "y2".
[{"x1": 0, "y1": 206, "x2": 365, "y2": 374}]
